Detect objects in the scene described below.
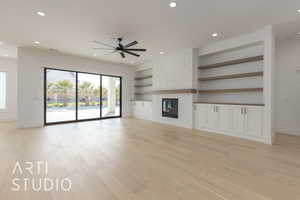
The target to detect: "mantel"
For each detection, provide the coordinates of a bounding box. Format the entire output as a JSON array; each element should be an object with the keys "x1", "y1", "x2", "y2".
[{"x1": 152, "y1": 89, "x2": 197, "y2": 94}]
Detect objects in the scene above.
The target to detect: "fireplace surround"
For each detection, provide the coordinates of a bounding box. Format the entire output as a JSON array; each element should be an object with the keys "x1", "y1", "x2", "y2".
[{"x1": 162, "y1": 98, "x2": 178, "y2": 118}]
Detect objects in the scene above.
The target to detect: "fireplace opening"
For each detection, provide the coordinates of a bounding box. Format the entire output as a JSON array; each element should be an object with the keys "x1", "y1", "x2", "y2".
[{"x1": 162, "y1": 98, "x2": 178, "y2": 118}]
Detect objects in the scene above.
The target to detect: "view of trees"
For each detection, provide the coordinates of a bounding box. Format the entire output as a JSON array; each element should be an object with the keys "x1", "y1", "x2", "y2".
[
  {"x1": 78, "y1": 81, "x2": 94, "y2": 106},
  {"x1": 47, "y1": 80, "x2": 119, "y2": 107},
  {"x1": 54, "y1": 80, "x2": 74, "y2": 106}
]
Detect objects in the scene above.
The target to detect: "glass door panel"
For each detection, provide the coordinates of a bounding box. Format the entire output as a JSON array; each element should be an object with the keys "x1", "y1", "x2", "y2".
[
  {"x1": 46, "y1": 69, "x2": 76, "y2": 123},
  {"x1": 77, "y1": 73, "x2": 101, "y2": 120},
  {"x1": 101, "y1": 76, "x2": 121, "y2": 118}
]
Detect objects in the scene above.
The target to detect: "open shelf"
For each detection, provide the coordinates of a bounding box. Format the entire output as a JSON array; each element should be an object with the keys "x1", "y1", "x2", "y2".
[
  {"x1": 134, "y1": 75, "x2": 153, "y2": 80},
  {"x1": 152, "y1": 89, "x2": 197, "y2": 94},
  {"x1": 198, "y1": 55, "x2": 264, "y2": 70},
  {"x1": 198, "y1": 88, "x2": 263, "y2": 93},
  {"x1": 194, "y1": 101, "x2": 264, "y2": 106},
  {"x1": 130, "y1": 99, "x2": 152, "y2": 102},
  {"x1": 134, "y1": 84, "x2": 153, "y2": 88},
  {"x1": 134, "y1": 92, "x2": 152, "y2": 95},
  {"x1": 198, "y1": 71, "x2": 263, "y2": 81}
]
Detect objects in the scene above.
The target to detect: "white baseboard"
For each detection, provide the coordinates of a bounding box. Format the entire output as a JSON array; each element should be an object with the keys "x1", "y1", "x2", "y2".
[{"x1": 276, "y1": 126, "x2": 300, "y2": 136}]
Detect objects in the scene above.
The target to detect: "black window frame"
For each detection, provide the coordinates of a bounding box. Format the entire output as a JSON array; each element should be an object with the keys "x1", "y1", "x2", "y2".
[{"x1": 44, "y1": 67, "x2": 122, "y2": 125}]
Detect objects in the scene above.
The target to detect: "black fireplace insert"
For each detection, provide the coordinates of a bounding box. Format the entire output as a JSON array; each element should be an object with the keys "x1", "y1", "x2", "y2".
[{"x1": 162, "y1": 98, "x2": 178, "y2": 118}]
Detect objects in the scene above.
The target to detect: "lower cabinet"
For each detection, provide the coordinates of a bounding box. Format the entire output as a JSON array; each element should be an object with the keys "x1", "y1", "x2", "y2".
[
  {"x1": 194, "y1": 104, "x2": 263, "y2": 142},
  {"x1": 132, "y1": 101, "x2": 152, "y2": 121}
]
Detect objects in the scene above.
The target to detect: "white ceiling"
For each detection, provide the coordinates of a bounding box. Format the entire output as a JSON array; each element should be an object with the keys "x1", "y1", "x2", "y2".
[{"x1": 1, "y1": 0, "x2": 300, "y2": 65}]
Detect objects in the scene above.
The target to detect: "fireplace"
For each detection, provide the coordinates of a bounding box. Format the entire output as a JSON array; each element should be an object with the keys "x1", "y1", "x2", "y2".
[{"x1": 162, "y1": 98, "x2": 178, "y2": 118}]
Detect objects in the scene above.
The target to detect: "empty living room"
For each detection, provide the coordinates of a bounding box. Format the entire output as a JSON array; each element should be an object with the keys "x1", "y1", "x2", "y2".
[{"x1": 1, "y1": 0, "x2": 300, "y2": 199}]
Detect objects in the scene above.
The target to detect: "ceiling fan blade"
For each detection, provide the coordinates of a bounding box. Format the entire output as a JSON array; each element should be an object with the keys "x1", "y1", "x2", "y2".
[
  {"x1": 120, "y1": 52, "x2": 125, "y2": 58},
  {"x1": 124, "y1": 41, "x2": 138, "y2": 48},
  {"x1": 123, "y1": 50, "x2": 140, "y2": 57},
  {"x1": 93, "y1": 47, "x2": 115, "y2": 50},
  {"x1": 125, "y1": 48, "x2": 147, "y2": 52},
  {"x1": 93, "y1": 40, "x2": 115, "y2": 48}
]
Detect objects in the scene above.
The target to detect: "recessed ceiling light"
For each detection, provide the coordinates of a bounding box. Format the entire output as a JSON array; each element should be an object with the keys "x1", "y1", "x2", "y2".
[
  {"x1": 212, "y1": 33, "x2": 218, "y2": 37},
  {"x1": 0, "y1": 41, "x2": 2, "y2": 45},
  {"x1": 160, "y1": 51, "x2": 165, "y2": 55},
  {"x1": 298, "y1": 9, "x2": 300, "y2": 13},
  {"x1": 37, "y1": 11, "x2": 46, "y2": 16},
  {"x1": 4, "y1": 54, "x2": 8, "y2": 57},
  {"x1": 34, "y1": 41, "x2": 40, "y2": 45},
  {"x1": 169, "y1": 1, "x2": 177, "y2": 8},
  {"x1": 93, "y1": 53, "x2": 97, "y2": 56}
]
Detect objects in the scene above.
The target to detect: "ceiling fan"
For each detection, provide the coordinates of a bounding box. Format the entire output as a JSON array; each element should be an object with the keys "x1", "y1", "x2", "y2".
[{"x1": 93, "y1": 38, "x2": 146, "y2": 58}]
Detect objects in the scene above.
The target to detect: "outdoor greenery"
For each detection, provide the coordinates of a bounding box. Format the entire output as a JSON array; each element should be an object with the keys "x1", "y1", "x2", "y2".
[
  {"x1": 55, "y1": 80, "x2": 74, "y2": 106},
  {"x1": 47, "y1": 80, "x2": 119, "y2": 107}
]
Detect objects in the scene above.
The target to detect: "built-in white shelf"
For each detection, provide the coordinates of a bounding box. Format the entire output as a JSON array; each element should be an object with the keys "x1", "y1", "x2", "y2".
[
  {"x1": 134, "y1": 68, "x2": 152, "y2": 101},
  {"x1": 197, "y1": 43, "x2": 264, "y2": 105}
]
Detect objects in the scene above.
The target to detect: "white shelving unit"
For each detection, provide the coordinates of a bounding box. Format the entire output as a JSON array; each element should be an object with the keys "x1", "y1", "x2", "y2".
[
  {"x1": 132, "y1": 68, "x2": 153, "y2": 120},
  {"x1": 194, "y1": 42, "x2": 270, "y2": 144},
  {"x1": 133, "y1": 68, "x2": 152, "y2": 101},
  {"x1": 197, "y1": 43, "x2": 264, "y2": 105}
]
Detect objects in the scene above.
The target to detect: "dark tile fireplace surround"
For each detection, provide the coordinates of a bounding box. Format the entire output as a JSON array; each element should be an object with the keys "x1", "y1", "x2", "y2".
[{"x1": 162, "y1": 98, "x2": 178, "y2": 118}]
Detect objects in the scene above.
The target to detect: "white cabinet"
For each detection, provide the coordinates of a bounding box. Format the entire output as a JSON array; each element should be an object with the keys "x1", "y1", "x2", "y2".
[
  {"x1": 132, "y1": 101, "x2": 152, "y2": 121},
  {"x1": 207, "y1": 104, "x2": 219, "y2": 130},
  {"x1": 194, "y1": 103, "x2": 263, "y2": 142},
  {"x1": 194, "y1": 104, "x2": 207, "y2": 129},
  {"x1": 205, "y1": 104, "x2": 230, "y2": 132},
  {"x1": 244, "y1": 106, "x2": 262, "y2": 138},
  {"x1": 230, "y1": 106, "x2": 244, "y2": 135},
  {"x1": 218, "y1": 105, "x2": 230, "y2": 131}
]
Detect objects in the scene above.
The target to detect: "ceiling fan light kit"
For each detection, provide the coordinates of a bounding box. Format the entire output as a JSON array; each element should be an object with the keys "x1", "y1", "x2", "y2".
[{"x1": 93, "y1": 38, "x2": 146, "y2": 58}]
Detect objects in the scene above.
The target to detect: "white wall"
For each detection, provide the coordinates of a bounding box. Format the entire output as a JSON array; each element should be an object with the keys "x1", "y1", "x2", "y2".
[
  {"x1": 17, "y1": 47, "x2": 135, "y2": 128},
  {"x1": 152, "y1": 48, "x2": 195, "y2": 90},
  {"x1": 0, "y1": 58, "x2": 17, "y2": 121},
  {"x1": 146, "y1": 48, "x2": 197, "y2": 128},
  {"x1": 275, "y1": 38, "x2": 300, "y2": 136}
]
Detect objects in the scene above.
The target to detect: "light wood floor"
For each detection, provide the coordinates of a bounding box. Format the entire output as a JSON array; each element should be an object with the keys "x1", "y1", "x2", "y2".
[{"x1": 0, "y1": 118, "x2": 300, "y2": 200}]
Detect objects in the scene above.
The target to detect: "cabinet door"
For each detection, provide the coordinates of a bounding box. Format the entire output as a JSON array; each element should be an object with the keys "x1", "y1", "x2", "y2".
[
  {"x1": 135, "y1": 102, "x2": 142, "y2": 119},
  {"x1": 217, "y1": 105, "x2": 230, "y2": 131},
  {"x1": 231, "y1": 106, "x2": 245, "y2": 135},
  {"x1": 207, "y1": 104, "x2": 219, "y2": 130},
  {"x1": 133, "y1": 102, "x2": 138, "y2": 118},
  {"x1": 194, "y1": 104, "x2": 207, "y2": 130},
  {"x1": 144, "y1": 102, "x2": 152, "y2": 120},
  {"x1": 140, "y1": 102, "x2": 145, "y2": 119},
  {"x1": 244, "y1": 106, "x2": 263, "y2": 138}
]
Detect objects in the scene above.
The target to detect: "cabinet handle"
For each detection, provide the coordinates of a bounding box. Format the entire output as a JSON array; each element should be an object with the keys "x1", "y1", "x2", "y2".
[
  {"x1": 241, "y1": 108, "x2": 243, "y2": 114},
  {"x1": 245, "y1": 108, "x2": 247, "y2": 114}
]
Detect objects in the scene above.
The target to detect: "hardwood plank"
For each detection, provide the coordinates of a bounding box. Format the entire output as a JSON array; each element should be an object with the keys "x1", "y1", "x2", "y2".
[
  {"x1": 134, "y1": 75, "x2": 152, "y2": 80},
  {"x1": 0, "y1": 119, "x2": 300, "y2": 199},
  {"x1": 198, "y1": 55, "x2": 264, "y2": 70},
  {"x1": 198, "y1": 71, "x2": 263, "y2": 81},
  {"x1": 198, "y1": 88, "x2": 263, "y2": 93},
  {"x1": 194, "y1": 101, "x2": 265, "y2": 106}
]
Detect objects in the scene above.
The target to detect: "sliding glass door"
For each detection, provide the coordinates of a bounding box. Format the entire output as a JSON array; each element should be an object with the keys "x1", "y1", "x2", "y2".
[
  {"x1": 45, "y1": 68, "x2": 121, "y2": 125},
  {"x1": 101, "y1": 76, "x2": 121, "y2": 118},
  {"x1": 45, "y1": 69, "x2": 76, "y2": 123},
  {"x1": 77, "y1": 73, "x2": 101, "y2": 120}
]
